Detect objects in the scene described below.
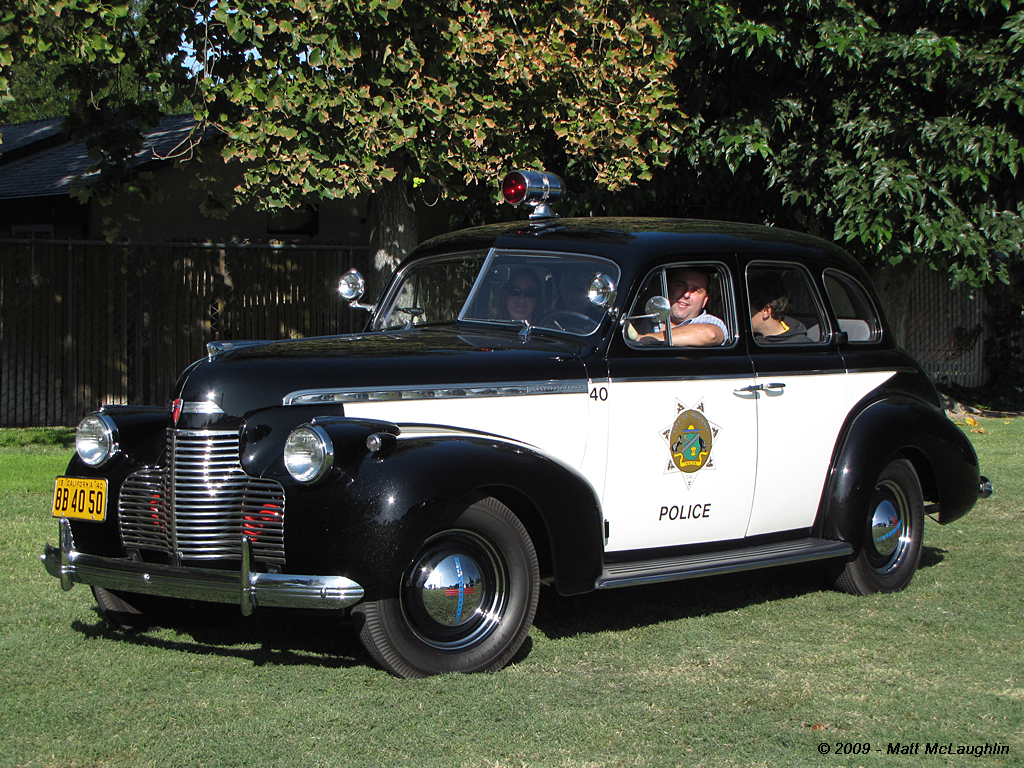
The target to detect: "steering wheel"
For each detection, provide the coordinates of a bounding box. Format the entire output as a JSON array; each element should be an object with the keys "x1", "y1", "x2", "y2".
[{"x1": 542, "y1": 310, "x2": 597, "y2": 334}]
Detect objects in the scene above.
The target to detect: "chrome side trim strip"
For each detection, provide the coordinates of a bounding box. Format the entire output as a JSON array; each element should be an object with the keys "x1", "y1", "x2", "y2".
[
  {"x1": 284, "y1": 380, "x2": 589, "y2": 405},
  {"x1": 597, "y1": 537, "x2": 854, "y2": 589},
  {"x1": 178, "y1": 401, "x2": 225, "y2": 415},
  {"x1": 42, "y1": 519, "x2": 362, "y2": 614}
]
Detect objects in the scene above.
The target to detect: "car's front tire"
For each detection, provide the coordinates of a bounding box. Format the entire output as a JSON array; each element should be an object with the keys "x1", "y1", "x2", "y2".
[
  {"x1": 832, "y1": 458, "x2": 924, "y2": 595},
  {"x1": 354, "y1": 496, "x2": 540, "y2": 678}
]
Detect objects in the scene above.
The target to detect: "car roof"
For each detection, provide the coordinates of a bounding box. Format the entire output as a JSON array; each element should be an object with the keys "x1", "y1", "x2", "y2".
[{"x1": 411, "y1": 217, "x2": 867, "y2": 279}]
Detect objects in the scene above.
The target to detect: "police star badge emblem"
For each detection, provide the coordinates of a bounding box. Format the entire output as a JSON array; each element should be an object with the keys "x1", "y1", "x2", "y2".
[{"x1": 660, "y1": 398, "x2": 722, "y2": 489}]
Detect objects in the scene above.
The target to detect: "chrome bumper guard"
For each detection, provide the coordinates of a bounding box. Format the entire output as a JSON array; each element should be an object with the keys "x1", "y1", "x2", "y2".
[{"x1": 41, "y1": 518, "x2": 364, "y2": 615}]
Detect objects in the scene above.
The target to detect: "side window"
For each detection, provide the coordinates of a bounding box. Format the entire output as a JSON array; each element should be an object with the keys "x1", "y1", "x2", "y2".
[
  {"x1": 746, "y1": 264, "x2": 827, "y2": 346},
  {"x1": 822, "y1": 270, "x2": 882, "y2": 343},
  {"x1": 623, "y1": 263, "x2": 735, "y2": 348}
]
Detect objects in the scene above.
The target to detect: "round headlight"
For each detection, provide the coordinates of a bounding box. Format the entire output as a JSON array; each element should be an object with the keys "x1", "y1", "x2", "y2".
[
  {"x1": 76, "y1": 413, "x2": 118, "y2": 467},
  {"x1": 284, "y1": 426, "x2": 334, "y2": 484}
]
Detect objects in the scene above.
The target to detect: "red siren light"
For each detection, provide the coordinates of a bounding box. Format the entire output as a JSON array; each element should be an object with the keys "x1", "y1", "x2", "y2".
[
  {"x1": 501, "y1": 173, "x2": 529, "y2": 205},
  {"x1": 500, "y1": 170, "x2": 564, "y2": 220}
]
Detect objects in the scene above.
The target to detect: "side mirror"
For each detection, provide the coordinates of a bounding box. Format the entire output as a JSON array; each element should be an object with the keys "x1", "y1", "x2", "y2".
[
  {"x1": 645, "y1": 296, "x2": 671, "y2": 324},
  {"x1": 622, "y1": 296, "x2": 673, "y2": 346},
  {"x1": 338, "y1": 269, "x2": 375, "y2": 312}
]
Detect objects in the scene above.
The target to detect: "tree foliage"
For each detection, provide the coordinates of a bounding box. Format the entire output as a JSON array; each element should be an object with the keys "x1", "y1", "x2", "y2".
[
  {"x1": 197, "y1": 0, "x2": 681, "y2": 207},
  {"x1": 643, "y1": 0, "x2": 1023, "y2": 287},
  {"x1": 1, "y1": 0, "x2": 1021, "y2": 290}
]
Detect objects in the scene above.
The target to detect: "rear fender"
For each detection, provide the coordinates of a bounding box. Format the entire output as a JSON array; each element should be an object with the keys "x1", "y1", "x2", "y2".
[{"x1": 818, "y1": 396, "x2": 981, "y2": 547}]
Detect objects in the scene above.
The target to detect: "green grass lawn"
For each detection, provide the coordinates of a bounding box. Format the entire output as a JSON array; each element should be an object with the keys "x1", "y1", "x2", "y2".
[{"x1": 1, "y1": 421, "x2": 1021, "y2": 767}]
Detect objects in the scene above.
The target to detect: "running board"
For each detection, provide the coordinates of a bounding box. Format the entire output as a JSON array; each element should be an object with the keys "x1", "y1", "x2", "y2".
[{"x1": 596, "y1": 537, "x2": 854, "y2": 590}]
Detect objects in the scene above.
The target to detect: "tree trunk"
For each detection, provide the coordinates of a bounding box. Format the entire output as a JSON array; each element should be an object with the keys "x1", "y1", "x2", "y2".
[{"x1": 367, "y1": 166, "x2": 418, "y2": 305}]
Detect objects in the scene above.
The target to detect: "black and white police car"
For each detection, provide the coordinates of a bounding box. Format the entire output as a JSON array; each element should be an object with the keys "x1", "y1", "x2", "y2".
[{"x1": 44, "y1": 171, "x2": 991, "y2": 678}]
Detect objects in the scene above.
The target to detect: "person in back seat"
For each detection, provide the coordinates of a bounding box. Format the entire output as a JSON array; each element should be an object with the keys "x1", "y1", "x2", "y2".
[{"x1": 748, "y1": 274, "x2": 811, "y2": 344}]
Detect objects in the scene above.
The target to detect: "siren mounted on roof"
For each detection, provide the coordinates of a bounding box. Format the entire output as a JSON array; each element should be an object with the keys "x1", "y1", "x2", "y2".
[{"x1": 501, "y1": 170, "x2": 563, "y2": 221}]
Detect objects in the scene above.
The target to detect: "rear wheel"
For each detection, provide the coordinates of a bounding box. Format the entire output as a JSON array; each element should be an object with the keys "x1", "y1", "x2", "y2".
[
  {"x1": 354, "y1": 497, "x2": 540, "y2": 678},
  {"x1": 832, "y1": 458, "x2": 924, "y2": 595}
]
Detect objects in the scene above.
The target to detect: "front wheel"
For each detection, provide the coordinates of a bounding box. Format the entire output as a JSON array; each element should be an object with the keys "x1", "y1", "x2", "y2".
[
  {"x1": 354, "y1": 497, "x2": 540, "y2": 678},
  {"x1": 832, "y1": 458, "x2": 924, "y2": 595}
]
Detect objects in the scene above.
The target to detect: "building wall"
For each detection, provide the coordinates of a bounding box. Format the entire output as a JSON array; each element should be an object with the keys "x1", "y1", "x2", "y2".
[{"x1": 93, "y1": 163, "x2": 373, "y2": 244}]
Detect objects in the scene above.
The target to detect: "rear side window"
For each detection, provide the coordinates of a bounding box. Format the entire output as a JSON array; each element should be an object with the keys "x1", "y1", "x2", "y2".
[
  {"x1": 746, "y1": 263, "x2": 827, "y2": 346},
  {"x1": 822, "y1": 270, "x2": 882, "y2": 343}
]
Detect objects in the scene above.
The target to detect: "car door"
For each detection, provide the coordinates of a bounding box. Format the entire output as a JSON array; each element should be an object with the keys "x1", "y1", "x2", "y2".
[
  {"x1": 741, "y1": 260, "x2": 849, "y2": 536},
  {"x1": 601, "y1": 260, "x2": 759, "y2": 554}
]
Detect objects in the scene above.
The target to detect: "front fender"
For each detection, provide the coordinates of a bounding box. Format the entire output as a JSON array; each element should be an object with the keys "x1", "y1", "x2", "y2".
[
  {"x1": 255, "y1": 423, "x2": 603, "y2": 598},
  {"x1": 819, "y1": 395, "x2": 981, "y2": 547},
  {"x1": 63, "y1": 405, "x2": 170, "y2": 557}
]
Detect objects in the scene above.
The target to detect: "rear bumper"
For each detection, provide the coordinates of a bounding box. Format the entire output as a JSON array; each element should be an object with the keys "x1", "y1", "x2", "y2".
[{"x1": 41, "y1": 518, "x2": 364, "y2": 615}]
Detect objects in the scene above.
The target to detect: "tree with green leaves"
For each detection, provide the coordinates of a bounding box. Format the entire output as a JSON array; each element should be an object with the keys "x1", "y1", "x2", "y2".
[
  {"x1": 2, "y1": 0, "x2": 1021, "y2": 313},
  {"x1": 3, "y1": 0, "x2": 682, "y2": 294},
  {"x1": 190, "y1": 0, "x2": 682, "y2": 294},
  {"x1": 644, "y1": 0, "x2": 1023, "y2": 333},
  {"x1": 1, "y1": 0, "x2": 190, "y2": 211}
]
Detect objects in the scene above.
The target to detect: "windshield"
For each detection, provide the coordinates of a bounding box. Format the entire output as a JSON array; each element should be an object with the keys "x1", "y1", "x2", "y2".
[
  {"x1": 373, "y1": 252, "x2": 488, "y2": 331},
  {"x1": 374, "y1": 250, "x2": 620, "y2": 336}
]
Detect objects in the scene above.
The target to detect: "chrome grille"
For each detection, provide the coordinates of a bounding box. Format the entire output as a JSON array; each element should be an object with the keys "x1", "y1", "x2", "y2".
[{"x1": 119, "y1": 430, "x2": 285, "y2": 564}]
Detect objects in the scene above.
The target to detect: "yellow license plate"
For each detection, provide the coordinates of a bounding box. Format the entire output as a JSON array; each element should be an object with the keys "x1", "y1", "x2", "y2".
[{"x1": 52, "y1": 477, "x2": 108, "y2": 522}]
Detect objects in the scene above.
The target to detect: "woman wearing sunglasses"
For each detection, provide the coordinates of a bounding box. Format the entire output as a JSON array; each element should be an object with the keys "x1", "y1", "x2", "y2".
[{"x1": 503, "y1": 268, "x2": 541, "y2": 323}]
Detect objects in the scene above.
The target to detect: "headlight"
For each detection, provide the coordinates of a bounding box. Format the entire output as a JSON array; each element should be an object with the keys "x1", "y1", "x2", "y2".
[
  {"x1": 76, "y1": 413, "x2": 118, "y2": 467},
  {"x1": 284, "y1": 426, "x2": 334, "y2": 484}
]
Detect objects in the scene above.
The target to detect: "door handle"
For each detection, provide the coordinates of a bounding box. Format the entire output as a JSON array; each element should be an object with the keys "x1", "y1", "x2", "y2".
[
  {"x1": 733, "y1": 385, "x2": 763, "y2": 394},
  {"x1": 733, "y1": 382, "x2": 787, "y2": 395}
]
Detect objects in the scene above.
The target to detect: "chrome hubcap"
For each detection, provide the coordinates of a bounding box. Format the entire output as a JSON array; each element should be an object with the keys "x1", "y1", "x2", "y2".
[
  {"x1": 866, "y1": 480, "x2": 911, "y2": 575},
  {"x1": 401, "y1": 529, "x2": 508, "y2": 651},
  {"x1": 416, "y1": 554, "x2": 485, "y2": 627}
]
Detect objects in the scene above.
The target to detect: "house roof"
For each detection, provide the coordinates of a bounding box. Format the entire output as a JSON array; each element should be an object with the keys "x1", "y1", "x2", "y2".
[
  {"x1": 0, "y1": 114, "x2": 202, "y2": 200},
  {"x1": 0, "y1": 116, "x2": 65, "y2": 155}
]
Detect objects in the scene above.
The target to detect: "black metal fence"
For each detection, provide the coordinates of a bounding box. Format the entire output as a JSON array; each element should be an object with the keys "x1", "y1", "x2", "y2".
[
  {"x1": 0, "y1": 238, "x2": 1014, "y2": 427},
  {"x1": 1, "y1": 239, "x2": 368, "y2": 427},
  {"x1": 902, "y1": 268, "x2": 988, "y2": 388}
]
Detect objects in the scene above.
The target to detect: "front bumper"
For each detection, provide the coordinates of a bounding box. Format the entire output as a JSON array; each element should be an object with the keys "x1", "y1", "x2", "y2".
[{"x1": 41, "y1": 518, "x2": 364, "y2": 615}]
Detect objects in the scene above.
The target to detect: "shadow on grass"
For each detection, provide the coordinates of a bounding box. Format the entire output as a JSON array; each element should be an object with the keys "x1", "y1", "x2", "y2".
[
  {"x1": 534, "y1": 546, "x2": 948, "y2": 640},
  {"x1": 66, "y1": 546, "x2": 949, "y2": 669},
  {"x1": 72, "y1": 607, "x2": 372, "y2": 670}
]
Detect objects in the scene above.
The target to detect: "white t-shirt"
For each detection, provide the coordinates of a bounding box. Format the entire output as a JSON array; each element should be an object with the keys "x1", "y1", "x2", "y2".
[{"x1": 656, "y1": 311, "x2": 730, "y2": 344}]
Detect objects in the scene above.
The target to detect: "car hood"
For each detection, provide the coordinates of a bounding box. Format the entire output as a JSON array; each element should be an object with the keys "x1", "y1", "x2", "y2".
[{"x1": 174, "y1": 325, "x2": 594, "y2": 425}]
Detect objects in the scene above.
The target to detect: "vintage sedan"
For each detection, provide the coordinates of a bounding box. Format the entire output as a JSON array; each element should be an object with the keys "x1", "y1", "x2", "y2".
[{"x1": 44, "y1": 171, "x2": 990, "y2": 678}]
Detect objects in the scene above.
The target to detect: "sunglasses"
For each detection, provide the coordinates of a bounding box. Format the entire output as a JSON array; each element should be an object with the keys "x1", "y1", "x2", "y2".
[{"x1": 506, "y1": 286, "x2": 539, "y2": 298}]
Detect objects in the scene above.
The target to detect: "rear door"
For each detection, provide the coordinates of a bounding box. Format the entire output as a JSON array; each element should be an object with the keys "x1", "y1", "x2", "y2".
[{"x1": 741, "y1": 260, "x2": 848, "y2": 536}]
